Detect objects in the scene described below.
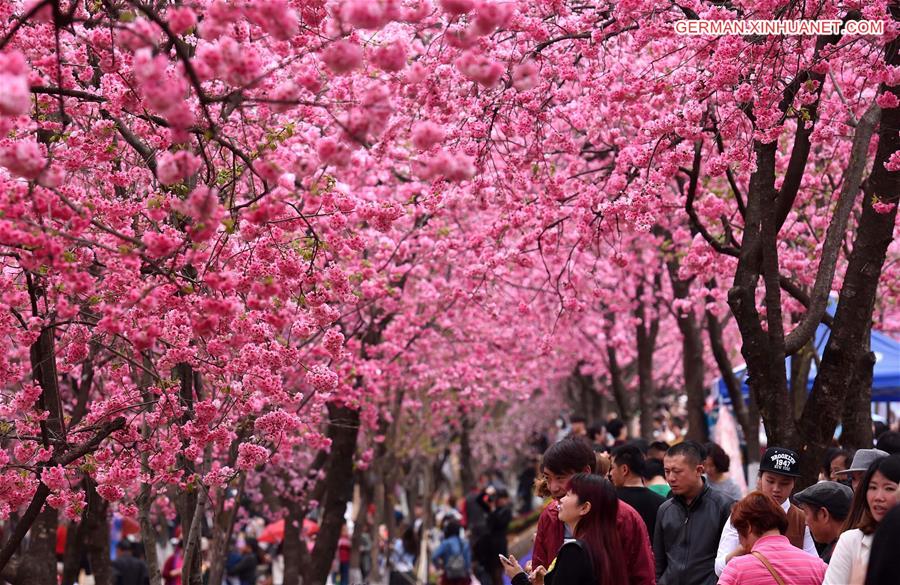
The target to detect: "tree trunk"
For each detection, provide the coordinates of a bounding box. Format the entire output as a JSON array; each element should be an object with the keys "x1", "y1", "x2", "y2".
[
  {"x1": 796, "y1": 22, "x2": 900, "y2": 486},
  {"x1": 282, "y1": 500, "x2": 307, "y2": 585},
  {"x1": 304, "y1": 404, "x2": 360, "y2": 585},
  {"x1": 83, "y1": 479, "x2": 112, "y2": 585},
  {"x1": 605, "y1": 318, "x2": 634, "y2": 427},
  {"x1": 839, "y1": 334, "x2": 876, "y2": 451},
  {"x1": 137, "y1": 478, "x2": 163, "y2": 585},
  {"x1": 136, "y1": 353, "x2": 163, "y2": 585},
  {"x1": 728, "y1": 139, "x2": 797, "y2": 449},
  {"x1": 706, "y1": 310, "x2": 760, "y2": 463},
  {"x1": 205, "y1": 477, "x2": 244, "y2": 585},
  {"x1": 680, "y1": 311, "x2": 708, "y2": 442},
  {"x1": 789, "y1": 338, "x2": 815, "y2": 422},
  {"x1": 349, "y1": 471, "x2": 373, "y2": 579},
  {"x1": 61, "y1": 519, "x2": 84, "y2": 585},
  {"x1": 634, "y1": 295, "x2": 659, "y2": 441},
  {"x1": 17, "y1": 506, "x2": 58, "y2": 585},
  {"x1": 459, "y1": 415, "x2": 475, "y2": 494}
]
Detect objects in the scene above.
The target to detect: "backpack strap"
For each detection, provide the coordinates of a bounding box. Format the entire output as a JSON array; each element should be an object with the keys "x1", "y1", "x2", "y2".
[{"x1": 750, "y1": 551, "x2": 786, "y2": 585}]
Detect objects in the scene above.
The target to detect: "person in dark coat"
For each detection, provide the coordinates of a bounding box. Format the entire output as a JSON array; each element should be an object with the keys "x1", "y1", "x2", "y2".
[
  {"x1": 112, "y1": 540, "x2": 150, "y2": 585},
  {"x1": 476, "y1": 487, "x2": 512, "y2": 585},
  {"x1": 653, "y1": 441, "x2": 735, "y2": 585},
  {"x1": 226, "y1": 538, "x2": 259, "y2": 585}
]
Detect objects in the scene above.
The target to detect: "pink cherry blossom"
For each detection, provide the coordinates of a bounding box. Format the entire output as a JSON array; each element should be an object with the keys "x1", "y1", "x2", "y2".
[
  {"x1": 455, "y1": 50, "x2": 504, "y2": 87},
  {"x1": 411, "y1": 121, "x2": 447, "y2": 149},
  {"x1": 156, "y1": 151, "x2": 202, "y2": 185},
  {"x1": 372, "y1": 40, "x2": 408, "y2": 72},
  {"x1": 322, "y1": 40, "x2": 364, "y2": 74},
  {"x1": 0, "y1": 51, "x2": 30, "y2": 117},
  {"x1": 440, "y1": 0, "x2": 475, "y2": 15},
  {"x1": 0, "y1": 139, "x2": 46, "y2": 180}
]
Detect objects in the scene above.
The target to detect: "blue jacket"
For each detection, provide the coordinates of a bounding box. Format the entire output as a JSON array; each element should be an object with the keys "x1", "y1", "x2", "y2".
[{"x1": 431, "y1": 536, "x2": 471, "y2": 572}]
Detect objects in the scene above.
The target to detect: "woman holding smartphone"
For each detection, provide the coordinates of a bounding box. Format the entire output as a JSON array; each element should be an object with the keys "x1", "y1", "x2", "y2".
[{"x1": 500, "y1": 473, "x2": 626, "y2": 585}]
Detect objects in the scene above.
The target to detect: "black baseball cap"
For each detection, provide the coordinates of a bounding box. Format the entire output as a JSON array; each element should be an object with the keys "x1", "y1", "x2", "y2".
[
  {"x1": 792, "y1": 481, "x2": 854, "y2": 520},
  {"x1": 759, "y1": 447, "x2": 801, "y2": 477}
]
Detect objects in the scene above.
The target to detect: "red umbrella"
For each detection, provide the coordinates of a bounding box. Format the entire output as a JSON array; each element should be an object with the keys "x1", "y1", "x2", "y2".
[
  {"x1": 258, "y1": 519, "x2": 319, "y2": 543},
  {"x1": 258, "y1": 519, "x2": 284, "y2": 543},
  {"x1": 121, "y1": 516, "x2": 140, "y2": 537}
]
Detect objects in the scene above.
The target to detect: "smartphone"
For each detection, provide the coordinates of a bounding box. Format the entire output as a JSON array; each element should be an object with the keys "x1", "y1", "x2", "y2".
[{"x1": 498, "y1": 554, "x2": 510, "y2": 565}]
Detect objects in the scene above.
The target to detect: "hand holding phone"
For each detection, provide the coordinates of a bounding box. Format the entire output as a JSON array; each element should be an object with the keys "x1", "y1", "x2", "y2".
[{"x1": 499, "y1": 553, "x2": 523, "y2": 579}]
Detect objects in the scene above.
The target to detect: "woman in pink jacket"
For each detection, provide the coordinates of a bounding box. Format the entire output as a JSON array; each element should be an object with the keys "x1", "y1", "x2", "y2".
[{"x1": 718, "y1": 491, "x2": 827, "y2": 585}]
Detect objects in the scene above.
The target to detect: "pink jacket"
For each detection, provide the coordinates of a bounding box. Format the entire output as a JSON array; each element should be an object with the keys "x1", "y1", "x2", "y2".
[{"x1": 718, "y1": 534, "x2": 826, "y2": 585}]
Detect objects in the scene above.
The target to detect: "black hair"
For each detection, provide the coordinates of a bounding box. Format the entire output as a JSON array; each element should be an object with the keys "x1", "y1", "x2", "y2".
[
  {"x1": 587, "y1": 424, "x2": 606, "y2": 441},
  {"x1": 570, "y1": 415, "x2": 587, "y2": 424},
  {"x1": 826, "y1": 448, "x2": 851, "y2": 472},
  {"x1": 605, "y1": 418, "x2": 625, "y2": 439},
  {"x1": 643, "y1": 458, "x2": 665, "y2": 480},
  {"x1": 873, "y1": 422, "x2": 888, "y2": 441},
  {"x1": 822, "y1": 447, "x2": 841, "y2": 474},
  {"x1": 628, "y1": 438, "x2": 649, "y2": 453},
  {"x1": 542, "y1": 436, "x2": 597, "y2": 475},
  {"x1": 443, "y1": 520, "x2": 461, "y2": 539},
  {"x1": 116, "y1": 540, "x2": 132, "y2": 552},
  {"x1": 611, "y1": 444, "x2": 646, "y2": 477},
  {"x1": 648, "y1": 441, "x2": 670, "y2": 455},
  {"x1": 877, "y1": 431, "x2": 900, "y2": 456},
  {"x1": 704, "y1": 442, "x2": 731, "y2": 473},
  {"x1": 666, "y1": 440, "x2": 706, "y2": 465}
]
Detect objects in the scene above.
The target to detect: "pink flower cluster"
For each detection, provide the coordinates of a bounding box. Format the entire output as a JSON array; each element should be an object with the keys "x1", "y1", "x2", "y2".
[
  {"x1": 305, "y1": 364, "x2": 339, "y2": 392},
  {"x1": 179, "y1": 186, "x2": 224, "y2": 242},
  {"x1": 322, "y1": 41, "x2": 364, "y2": 74},
  {"x1": 0, "y1": 51, "x2": 30, "y2": 116},
  {"x1": 132, "y1": 49, "x2": 193, "y2": 140},
  {"x1": 46, "y1": 489, "x2": 86, "y2": 521},
  {"x1": 203, "y1": 465, "x2": 234, "y2": 488},
  {"x1": 322, "y1": 328, "x2": 345, "y2": 359},
  {"x1": 157, "y1": 150, "x2": 202, "y2": 185},
  {"x1": 0, "y1": 139, "x2": 46, "y2": 180},
  {"x1": 411, "y1": 121, "x2": 446, "y2": 150},
  {"x1": 512, "y1": 62, "x2": 539, "y2": 91},
  {"x1": 254, "y1": 409, "x2": 303, "y2": 437},
  {"x1": 339, "y1": 0, "x2": 403, "y2": 30},
  {"x1": 5, "y1": 382, "x2": 42, "y2": 414},
  {"x1": 372, "y1": 40, "x2": 408, "y2": 72},
  {"x1": 421, "y1": 150, "x2": 476, "y2": 181},
  {"x1": 142, "y1": 231, "x2": 180, "y2": 259},
  {"x1": 166, "y1": 7, "x2": 197, "y2": 35},
  {"x1": 236, "y1": 442, "x2": 269, "y2": 471},
  {"x1": 455, "y1": 50, "x2": 504, "y2": 87}
]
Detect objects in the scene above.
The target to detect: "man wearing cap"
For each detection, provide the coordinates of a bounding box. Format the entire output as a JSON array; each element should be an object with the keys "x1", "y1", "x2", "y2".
[
  {"x1": 792, "y1": 481, "x2": 854, "y2": 563},
  {"x1": 833, "y1": 448, "x2": 889, "y2": 491},
  {"x1": 714, "y1": 447, "x2": 818, "y2": 576}
]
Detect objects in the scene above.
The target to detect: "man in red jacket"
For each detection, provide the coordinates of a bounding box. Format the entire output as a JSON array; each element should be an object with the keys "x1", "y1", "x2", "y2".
[{"x1": 531, "y1": 436, "x2": 656, "y2": 585}]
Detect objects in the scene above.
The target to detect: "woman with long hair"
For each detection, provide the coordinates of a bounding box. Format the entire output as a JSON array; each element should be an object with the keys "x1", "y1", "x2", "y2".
[
  {"x1": 824, "y1": 454, "x2": 900, "y2": 585},
  {"x1": 500, "y1": 473, "x2": 626, "y2": 585}
]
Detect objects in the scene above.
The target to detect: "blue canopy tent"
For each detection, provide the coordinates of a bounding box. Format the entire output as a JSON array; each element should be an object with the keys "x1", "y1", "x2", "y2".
[{"x1": 715, "y1": 323, "x2": 900, "y2": 405}]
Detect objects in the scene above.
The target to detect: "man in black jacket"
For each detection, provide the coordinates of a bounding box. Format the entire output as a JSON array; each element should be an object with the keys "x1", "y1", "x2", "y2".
[
  {"x1": 610, "y1": 443, "x2": 666, "y2": 539},
  {"x1": 653, "y1": 441, "x2": 734, "y2": 585},
  {"x1": 112, "y1": 540, "x2": 149, "y2": 585}
]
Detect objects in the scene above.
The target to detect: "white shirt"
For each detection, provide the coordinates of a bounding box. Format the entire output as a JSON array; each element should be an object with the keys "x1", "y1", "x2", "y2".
[
  {"x1": 823, "y1": 528, "x2": 872, "y2": 585},
  {"x1": 714, "y1": 498, "x2": 818, "y2": 576}
]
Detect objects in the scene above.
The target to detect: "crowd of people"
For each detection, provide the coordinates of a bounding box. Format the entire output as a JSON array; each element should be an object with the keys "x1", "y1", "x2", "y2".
[
  {"x1": 477, "y1": 421, "x2": 900, "y2": 585},
  {"x1": 103, "y1": 415, "x2": 900, "y2": 585}
]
